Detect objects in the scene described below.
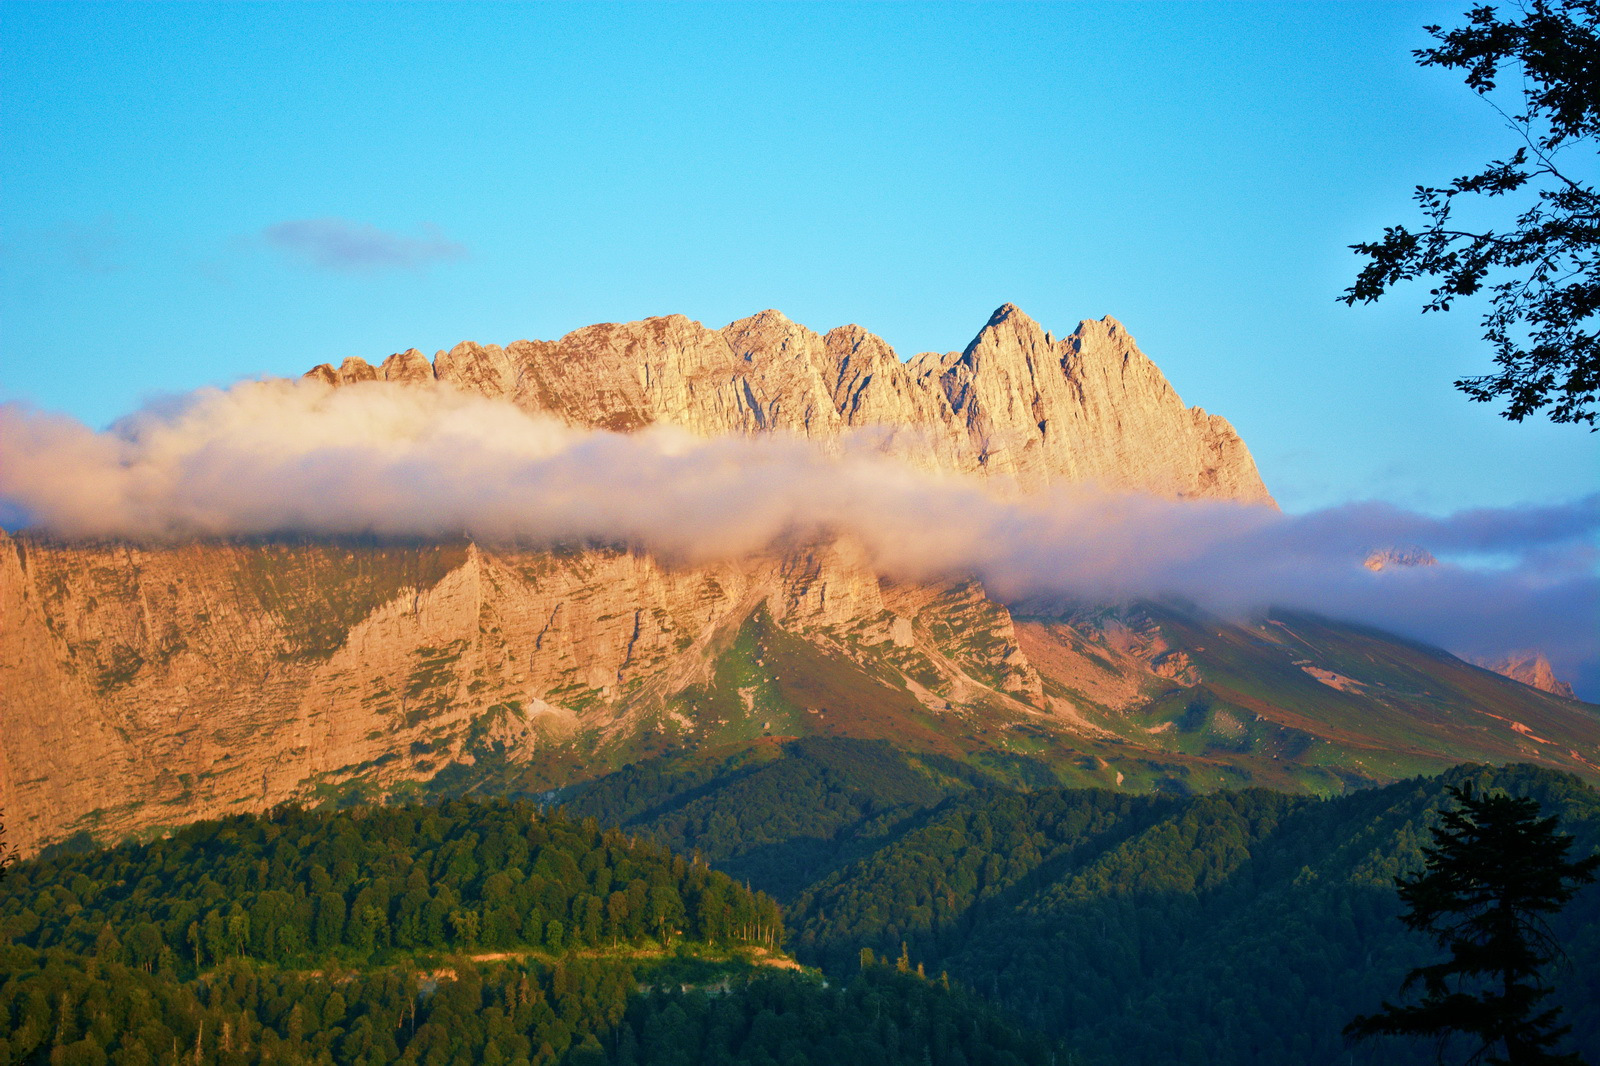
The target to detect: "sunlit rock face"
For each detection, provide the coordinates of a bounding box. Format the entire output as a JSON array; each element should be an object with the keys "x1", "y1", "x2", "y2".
[
  {"x1": 308, "y1": 304, "x2": 1276, "y2": 506},
  {"x1": 1472, "y1": 650, "x2": 1578, "y2": 699},
  {"x1": 0, "y1": 533, "x2": 1043, "y2": 854}
]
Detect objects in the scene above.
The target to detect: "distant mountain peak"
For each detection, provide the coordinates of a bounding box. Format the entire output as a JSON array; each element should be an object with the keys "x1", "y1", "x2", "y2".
[{"x1": 1471, "y1": 650, "x2": 1577, "y2": 699}]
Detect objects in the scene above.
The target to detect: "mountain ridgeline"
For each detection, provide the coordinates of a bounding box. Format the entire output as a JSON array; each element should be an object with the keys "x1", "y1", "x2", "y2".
[{"x1": 304, "y1": 304, "x2": 1274, "y2": 503}]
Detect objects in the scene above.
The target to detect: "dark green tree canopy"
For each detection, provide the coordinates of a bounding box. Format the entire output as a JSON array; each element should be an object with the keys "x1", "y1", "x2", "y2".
[
  {"x1": 1344, "y1": 0, "x2": 1600, "y2": 427},
  {"x1": 1347, "y1": 782, "x2": 1600, "y2": 1065}
]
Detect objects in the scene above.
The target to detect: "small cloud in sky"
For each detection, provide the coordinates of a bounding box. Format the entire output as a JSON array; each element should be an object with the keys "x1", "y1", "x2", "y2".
[
  {"x1": 261, "y1": 218, "x2": 466, "y2": 274},
  {"x1": 0, "y1": 216, "x2": 129, "y2": 274}
]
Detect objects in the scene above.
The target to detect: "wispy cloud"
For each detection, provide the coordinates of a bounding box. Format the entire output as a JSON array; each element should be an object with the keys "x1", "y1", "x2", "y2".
[
  {"x1": 1, "y1": 379, "x2": 1595, "y2": 696},
  {"x1": 260, "y1": 218, "x2": 466, "y2": 274},
  {"x1": 0, "y1": 216, "x2": 129, "y2": 274}
]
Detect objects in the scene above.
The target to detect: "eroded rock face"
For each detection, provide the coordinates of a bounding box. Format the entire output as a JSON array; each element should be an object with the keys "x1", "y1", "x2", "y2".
[
  {"x1": 0, "y1": 531, "x2": 1053, "y2": 854},
  {"x1": 7, "y1": 529, "x2": 1600, "y2": 855},
  {"x1": 1472, "y1": 651, "x2": 1577, "y2": 699},
  {"x1": 307, "y1": 304, "x2": 1274, "y2": 505}
]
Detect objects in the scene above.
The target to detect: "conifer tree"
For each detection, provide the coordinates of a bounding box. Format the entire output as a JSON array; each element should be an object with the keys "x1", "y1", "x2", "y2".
[{"x1": 1347, "y1": 782, "x2": 1599, "y2": 1064}]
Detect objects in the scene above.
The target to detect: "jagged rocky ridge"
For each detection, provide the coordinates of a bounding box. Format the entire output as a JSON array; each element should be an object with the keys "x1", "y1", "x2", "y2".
[{"x1": 305, "y1": 304, "x2": 1274, "y2": 504}]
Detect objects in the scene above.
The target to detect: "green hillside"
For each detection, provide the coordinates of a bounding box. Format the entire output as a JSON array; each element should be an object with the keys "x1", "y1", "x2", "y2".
[
  {"x1": 787, "y1": 763, "x2": 1600, "y2": 1066},
  {"x1": 554, "y1": 744, "x2": 1600, "y2": 1064},
  {"x1": 435, "y1": 603, "x2": 1600, "y2": 816},
  {"x1": 5, "y1": 762, "x2": 1597, "y2": 1065},
  {"x1": 1111, "y1": 607, "x2": 1600, "y2": 782}
]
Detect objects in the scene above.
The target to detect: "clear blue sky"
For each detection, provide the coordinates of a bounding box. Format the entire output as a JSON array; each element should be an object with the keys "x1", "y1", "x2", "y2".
[{"x1": 4, "y1": 1, "x2": 1596, "y2": 515}]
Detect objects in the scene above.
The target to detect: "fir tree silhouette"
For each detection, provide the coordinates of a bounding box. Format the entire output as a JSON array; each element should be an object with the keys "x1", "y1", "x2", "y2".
[{"x1": 1347, "y1": 782, "x2": 1599, "y2": 1064}]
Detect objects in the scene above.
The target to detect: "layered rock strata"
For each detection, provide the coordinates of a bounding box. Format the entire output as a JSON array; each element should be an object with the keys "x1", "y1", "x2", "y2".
[{"x1": 0, "y1": 533, "x2": 1049, "y2": 854}]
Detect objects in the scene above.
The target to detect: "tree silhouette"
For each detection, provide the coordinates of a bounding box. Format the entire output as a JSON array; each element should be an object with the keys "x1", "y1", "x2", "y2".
[
  {"x1": 1343, "y1": 0, "x2": 1600, "y2": 427},
  {"x1": 1347, "y1": 782, "x2": 1599, "y2": 1064}
]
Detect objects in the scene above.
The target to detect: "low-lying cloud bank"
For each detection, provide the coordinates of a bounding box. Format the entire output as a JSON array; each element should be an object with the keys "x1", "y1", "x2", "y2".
[{"x1": 3, "y1": 379, "x2": 1596, "y2": 697}]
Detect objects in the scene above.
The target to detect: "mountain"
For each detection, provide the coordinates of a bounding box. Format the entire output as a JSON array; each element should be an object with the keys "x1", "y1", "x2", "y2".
[
  {"x1": 2, "y1": 306, "x2": 1596, "y2": 856},
  {"x1": 4, "y1": 532, "x2": 1596, "y2": 859}
]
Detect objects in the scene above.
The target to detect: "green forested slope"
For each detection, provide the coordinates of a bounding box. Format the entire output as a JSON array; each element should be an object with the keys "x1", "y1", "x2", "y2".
[
  {"x1": 554, "y1": 748, "x2": 1600, "y2": 1065},
  {"x1": 0, "y1": 799, "x2": 781, "y2": 967},
  {"x1": 0, "y1": 948, "x2": 1054, "y2": 1066},
  {"x1": 788, "y1": 764, "x2": 1600, "y2": 1066},
  {"x1": 6, "y1": 763, "x2": 1596, "y2": 1066},
  {"x1": 560, "y1": 737, "x2": 984, "y2": 900},
  {"x1": 0, "y1": 799, "x2": 1056, "y2": 1066},
  {"x1": 602, "y1": 966, "x2": 1055, "y2": 1066}
]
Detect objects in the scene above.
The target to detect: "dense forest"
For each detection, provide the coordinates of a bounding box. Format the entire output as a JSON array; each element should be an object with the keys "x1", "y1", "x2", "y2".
[
  {"x1": 553, "y1": 746, "x2": 1600, "y2": 1063},
  {"x1": 0, "y1": 800, "x2": 781, "y2": 969},
  {"x1": 788, "y1": 763, "x2": 1600, "y2": 1065},
  {"x1": 0, "y1": 947, "x2": 1054, "y2": 1066},
  {"x1": 558, "y1": 737, "x2": 986, "y2": 899},
  {"x1": 0, "y1": 799, "x2": 1056, "y2": 1065},
  {"x1": 3, "y1": 761, "x2": 1597, "y2": 1065},
  {"x1": 600, "y1": 966, "x2": 1055, "y2": 1066}
]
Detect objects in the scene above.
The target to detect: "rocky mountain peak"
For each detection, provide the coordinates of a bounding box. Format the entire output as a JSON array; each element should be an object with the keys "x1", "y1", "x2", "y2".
[
  {"x1": 1067, "y1": 314, "x2": 1130, "y2": 348},
  {"x1": 984, "y1": 302, "x2": 1029, "y2": 326},
  {"x1": 381, "y1": 348, "x2": 435, "y2": 384},
  {"x1": 963, "y1": 303, "x2": 1049, "y2": 358},
  {"x1": 1471, "y1": 650, "x2": 1577, "y2": 699}
]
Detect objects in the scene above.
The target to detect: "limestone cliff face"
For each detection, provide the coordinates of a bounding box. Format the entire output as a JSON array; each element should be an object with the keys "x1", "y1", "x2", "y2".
[
  {"x1": 0, "y1": 531, "x2": 1056, "y2": 854},
  {"x1": 923, "y1": 307, "x2": 1270, "y2": 500},
  {"x1": 306, "y1": 304, "x2": 1274, "y2": 505},
  {"x1": 1472, "y1": 651, "x2": 1577, "y2": 699},
  {"x1": 8, "y1": 529, "x2": 1600, "y2": 853}
]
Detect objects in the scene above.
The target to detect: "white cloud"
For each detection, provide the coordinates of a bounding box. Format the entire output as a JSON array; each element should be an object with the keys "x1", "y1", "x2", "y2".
[{"x1": 2, "y1": 378, "x2": 1595, "y2": 694}]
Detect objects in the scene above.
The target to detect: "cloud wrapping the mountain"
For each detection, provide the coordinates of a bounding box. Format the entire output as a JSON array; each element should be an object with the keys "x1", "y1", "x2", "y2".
[
  {"x1": 2, "y1": 379, "x2": 1595, "y2": 694},
  {"x1": 261, "y1": 218, "x2": 466, "y2": 273}
]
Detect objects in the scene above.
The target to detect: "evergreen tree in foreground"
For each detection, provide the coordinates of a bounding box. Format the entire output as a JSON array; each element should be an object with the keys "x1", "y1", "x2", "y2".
[{"x1": 1347, "y1": 782, "x2": 1600, "y2": 1064}]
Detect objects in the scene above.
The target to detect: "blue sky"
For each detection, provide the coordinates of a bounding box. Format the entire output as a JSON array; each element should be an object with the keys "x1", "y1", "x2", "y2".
[{"x1": 3, "y1": 1, "x2": 1596, "y2": 515}]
